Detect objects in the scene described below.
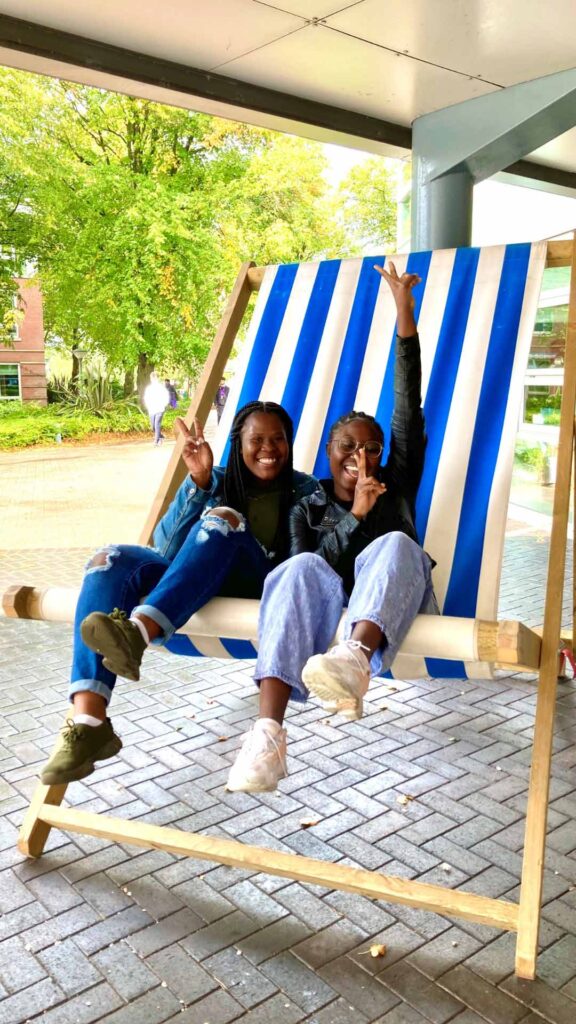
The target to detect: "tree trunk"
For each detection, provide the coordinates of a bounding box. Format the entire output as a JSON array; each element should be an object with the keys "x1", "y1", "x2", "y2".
[
  {"x1": 137, "y1": 353, "x2": 153, "y2": 406},
  {"x1": 71, "y1": 351, "x2": 81, "y2": 392},
  {"x1": 70, "y1": 328, "x2": 81, "y2": 393},
  {"x1": 123, "y1": 367, "x2": 135, "y2": 397}
]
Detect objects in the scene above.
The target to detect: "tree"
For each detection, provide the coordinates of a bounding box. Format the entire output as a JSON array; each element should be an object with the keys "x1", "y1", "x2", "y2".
[
  {"x1": 0, "y1": 69, "x2": 344, "y2": 394},
  {"x1": 338, "y1": 157, "x2": 398, "y2": 252}
]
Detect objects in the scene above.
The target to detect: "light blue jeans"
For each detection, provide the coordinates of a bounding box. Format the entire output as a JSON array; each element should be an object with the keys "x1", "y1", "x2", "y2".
[
  {"x1": 255, "y1": 532, "x2": 438, "y2": 702},
  {"x1": 70, "y1": 511, "x2": 272, "y2": 704}
]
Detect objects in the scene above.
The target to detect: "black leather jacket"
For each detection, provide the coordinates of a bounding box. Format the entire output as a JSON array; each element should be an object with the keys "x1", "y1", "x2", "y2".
[{"x1": 288, "y1": 333, "x2": 426, "y2": 594}]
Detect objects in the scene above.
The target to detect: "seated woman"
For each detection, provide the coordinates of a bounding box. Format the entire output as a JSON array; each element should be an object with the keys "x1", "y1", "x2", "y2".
[
  {"x1": 227, "y1": 263, "x2": 438, "y2": 794},
  {"x1": 41, "y1": 401, "x2": 317, "y2": 786}
]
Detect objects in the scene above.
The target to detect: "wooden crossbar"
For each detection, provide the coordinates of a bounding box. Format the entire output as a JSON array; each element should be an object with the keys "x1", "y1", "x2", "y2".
[
  {"x1": 19, "y1": 802, "x2": 518, "y2": 931},
  {"x1": 13, "y1": 236, "x2": 576, "y2": 981}
]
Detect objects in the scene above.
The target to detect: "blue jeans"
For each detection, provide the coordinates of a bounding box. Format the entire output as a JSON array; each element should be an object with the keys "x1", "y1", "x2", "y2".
[
  {"x1": 70, "y1": 511, "x2": 272, "y2": 704},
  {"x1": 150, "y1": 412, "x2": 164, "y2": 443},
  {"x1": 256, "y1": 532, "x2": 438, "y2": 702}
]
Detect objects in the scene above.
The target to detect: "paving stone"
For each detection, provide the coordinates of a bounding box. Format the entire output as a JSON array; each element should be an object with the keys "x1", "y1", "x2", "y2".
[
  {"x1": 181, "y1": 910, "x2": 260, "y2": 961},
  {"x1": 74, "y1": 905, "x2": 155, "y2": 955},
  {"x1": 273, "y1": 883, "x2": 341, "y2": 930},
  {"x1": 92, "y1": 940, "x2": 160, "y2": 1001},
  {"x1": 203, "y1": 947, "x2": 278, "y2": 1008},
  {"x1": 225, "y1": 991, "x2": 304, "y2": 1023},
  {"x1": 34, "y1": 981, "x2": 123, "y2": 1024},
  {"x1": 304, "y1": 998, "x2": 370, "y2": 1024},
  {"x1": 293, "y1": 920, "x2": 369, "y2": 970},
  {"x1": 35, "y1": 938, "x2": 103, "y2": 998},
  {"x1": 129, "y1": 907, "x2": 205, "y2": 957},
  {"x1": 0, "y1": 933, "x2": 46, "y2": 992},
  {"x1": 146, "y1": 943, "x2": 217, "y2": 1003},
  {"x1": 169, "y1": 987, "x2": 245, "y2": 1023},
  {"x1": 319, "y1": 957, "x2": 400, "y2": 1021},
  {"x1": 438, "y1": 965, "x2": 527, "y2": 1023},
  {"x1": 238, "y1": 915, "x2": 312, "y2": 966},
  {"x1": 95, "y1": 984, "x2": 182, "y2": 1024},
  {"x1": 21, "y1": 903, "x2": 101, "y2": 952},
  {"x1": 0, "y1": 976, "x2": 64, "y2": 1024},
  {"x1": 260, "y1": 951, "x2": 337, "y2": 1013},
  {"x1": 500, "y1": 974, "x2": 576, "y2": 1024}
]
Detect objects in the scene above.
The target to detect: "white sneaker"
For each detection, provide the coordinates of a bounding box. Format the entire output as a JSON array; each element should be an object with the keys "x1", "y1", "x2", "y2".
[
  {"x1": 302, "y1": 640, "x2": 371, "y2": 721},
  {"x1": 226, "y1": 719, "x2": 287, "y2": 793}
]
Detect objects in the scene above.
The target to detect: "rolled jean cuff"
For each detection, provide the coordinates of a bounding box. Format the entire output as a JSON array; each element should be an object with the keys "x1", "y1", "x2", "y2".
[
  {"x1": 69, "y1": 678, "x2": 113, "y2": 705},
  {"x1": 254, "y1": 665, "x2": 309, "y2": 704},
  {"x1": 133, "y1": 603, "x2": 176, "y2": 642}
]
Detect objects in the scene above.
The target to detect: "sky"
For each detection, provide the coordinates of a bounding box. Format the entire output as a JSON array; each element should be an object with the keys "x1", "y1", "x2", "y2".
[{"x1": 322, "y1": 142, "x2": 576, "y2": 248}]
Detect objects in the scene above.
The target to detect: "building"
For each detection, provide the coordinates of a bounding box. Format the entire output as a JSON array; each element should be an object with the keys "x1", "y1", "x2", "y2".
[{"x1": 0, "y1": 277, "x2": 47, "y2": 404}]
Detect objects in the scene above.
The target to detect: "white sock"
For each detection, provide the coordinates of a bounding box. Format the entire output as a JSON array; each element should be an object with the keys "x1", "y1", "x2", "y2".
[
  {"x1": 255, "y1": 717, "x2": 283, "y2": 734},
  {"x1": 73, "y1": 713, "x2": 103, "y2": 727},
  {"x1": 129, "y1": 616, "x2": 150, "y2": 645}
]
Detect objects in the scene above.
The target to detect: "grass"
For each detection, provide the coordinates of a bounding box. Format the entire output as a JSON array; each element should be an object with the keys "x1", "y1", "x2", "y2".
[{"x1": 0, "y1": 400, "x2": 182, "y2": 450}]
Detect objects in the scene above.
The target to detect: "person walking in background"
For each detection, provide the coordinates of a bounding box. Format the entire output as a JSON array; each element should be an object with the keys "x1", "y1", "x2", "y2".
[
  {"x1": 144, "y1": 372, "x2": 169, "y2": 445},
  {"x1": 165, "y1": 379, "x2": 178, "y2": 409},
  {"x1": 214, "y1": 377, "x2": 230, "y2": 422}
]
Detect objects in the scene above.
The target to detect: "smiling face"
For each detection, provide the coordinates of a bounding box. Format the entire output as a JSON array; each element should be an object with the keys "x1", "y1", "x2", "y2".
[
  {"x1": 328, "y1": 418, "x2": 383, "y2": 501},
  {"x1": 240, "y1": 412, "x2": 290, "y2": 484}
]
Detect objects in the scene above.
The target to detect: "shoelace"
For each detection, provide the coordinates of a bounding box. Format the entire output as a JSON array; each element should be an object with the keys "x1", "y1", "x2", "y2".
[
  {"x1": 329, "y1": 639, "x2": 370, "y2": 667},
  {"x1": 242, "y1": 727, "x2": 287, "y2": 776},
  {"x1": 61, "y1": 719, "x2": 84, "y2": 746}
]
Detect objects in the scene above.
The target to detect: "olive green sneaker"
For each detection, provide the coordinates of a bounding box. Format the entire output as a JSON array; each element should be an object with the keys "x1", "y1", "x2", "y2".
[
  {"x1": 81, "y1": 608, "x2": 147, "y2": 681},
  {"x1": 41, "y1": 718, "x2": 123, "y2": 785}
]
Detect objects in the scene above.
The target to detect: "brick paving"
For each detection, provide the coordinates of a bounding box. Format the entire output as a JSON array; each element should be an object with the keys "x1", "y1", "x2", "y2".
[{"x1": 1, "y1": 512, "x2": 576, "y2": 1022}]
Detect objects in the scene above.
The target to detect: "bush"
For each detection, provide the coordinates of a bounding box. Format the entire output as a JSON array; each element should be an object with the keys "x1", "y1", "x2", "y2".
[{"x1": 0, "y1": 399, "x2": 183, "y2": 449}]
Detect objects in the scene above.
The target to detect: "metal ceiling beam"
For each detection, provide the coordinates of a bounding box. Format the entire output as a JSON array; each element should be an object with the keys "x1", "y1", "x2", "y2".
[
  {"x1": 412, "y1": 67, "x2": 576, "y2": 250},
  {"x1": 1, "y1": 11, "x2": 575, "y2": 222},
  {"x1": 0, "y1": 13, "x2": 411, "y2": 150}
]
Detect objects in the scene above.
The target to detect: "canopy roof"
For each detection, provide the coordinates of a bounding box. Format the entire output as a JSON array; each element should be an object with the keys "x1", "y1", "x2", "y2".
[{"x1": 1, "y1": 1, "x2": 575, "y2": 190}]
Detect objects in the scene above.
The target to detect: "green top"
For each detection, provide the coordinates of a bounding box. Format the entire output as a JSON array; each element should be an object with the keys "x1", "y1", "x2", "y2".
[{"x1": 246, "y1": 489, "x2": 281, "y2": 551}]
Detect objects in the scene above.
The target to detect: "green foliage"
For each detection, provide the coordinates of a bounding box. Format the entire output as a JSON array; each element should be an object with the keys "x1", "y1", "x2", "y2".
[
  {"x1": 0, "y1": 69, "x2": 347, "y2": 385},
  {"x1": 338, "y1": 157, "x2": 398, "y2": 252}
]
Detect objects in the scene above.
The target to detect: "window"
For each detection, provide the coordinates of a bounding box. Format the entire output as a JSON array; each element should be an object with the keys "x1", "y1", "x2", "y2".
[
  {"x1": 0, "y1": 363, "x2": 21, "y2": 399},
  {"x1": 9, "y1": 292, "x2": 21, "y2": 341}
]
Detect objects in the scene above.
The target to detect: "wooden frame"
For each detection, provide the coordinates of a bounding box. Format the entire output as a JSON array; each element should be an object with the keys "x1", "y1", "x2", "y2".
[{"x1": 14, "y1": 238, "x2": 576, "y2": 980}]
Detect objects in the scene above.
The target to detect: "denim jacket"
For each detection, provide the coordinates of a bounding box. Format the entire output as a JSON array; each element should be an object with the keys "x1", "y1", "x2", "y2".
[
  {"x1": 288, "y1": 333, "x2": 426, "y2": 594},
  {"x1": 153, "y1": 465, "x2": 318, "y2": 562}
]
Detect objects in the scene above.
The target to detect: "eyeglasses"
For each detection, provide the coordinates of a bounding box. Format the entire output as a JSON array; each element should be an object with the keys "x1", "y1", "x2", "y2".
[{"x1": 331, "y1": 439, "x2": 383, "y2": 457}]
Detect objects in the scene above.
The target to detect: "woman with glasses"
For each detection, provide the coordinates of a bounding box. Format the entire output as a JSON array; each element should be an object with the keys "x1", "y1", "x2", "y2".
[{"x1": 227, "y1": 262, "x2": 438, "y2": 793}]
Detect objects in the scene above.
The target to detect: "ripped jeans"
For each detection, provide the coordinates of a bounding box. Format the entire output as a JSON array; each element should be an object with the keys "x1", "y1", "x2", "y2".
[
  {"x1": 70, "y1": 510, "x2": 272, "y2": 704},
  {"x1": 255, "y1": 532, "x2": 438, "y2": 702}
]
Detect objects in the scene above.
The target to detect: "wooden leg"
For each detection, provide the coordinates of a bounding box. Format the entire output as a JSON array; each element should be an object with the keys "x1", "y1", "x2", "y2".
[
  {"x1": 18, "y1": 780, "x2": 68, "y2": 858},
  {"x1": 515, "y1": 233, "x2": 576, "y2": 978}
]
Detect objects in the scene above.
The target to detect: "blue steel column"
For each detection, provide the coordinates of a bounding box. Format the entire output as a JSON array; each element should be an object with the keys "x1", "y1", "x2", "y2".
[
  {"x1": 411, "y1": 156, "x2": 473, "y2": 250},
  {"x1": 411, "y1": 67, "x2": 576, "y2": 251}
]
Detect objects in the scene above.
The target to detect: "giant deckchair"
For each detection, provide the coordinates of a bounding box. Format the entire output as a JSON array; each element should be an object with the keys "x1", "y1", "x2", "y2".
[{"x1": 5, "y1": 236, "x2": 576, "y2": 980}]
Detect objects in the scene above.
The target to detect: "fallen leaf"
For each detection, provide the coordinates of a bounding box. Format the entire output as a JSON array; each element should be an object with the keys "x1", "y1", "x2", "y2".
[
  {"x1": 359, "y1": 943, "x2": 387, "y2": 958},
  {"x1": 299, "y1": 816, "x2": 320, "y2": 828},
  {"x1": 396, "y1": 794, "x2": 414, "y2": 806},
  {"x1": 370, "y1": 943, "x2": 387, "y2": 958},
  {"x1": 217, "y1": 736, "x2": 228, "y2": 742},
  {"x1": 379, "y1": 705, "x2": 388, "y2": 711}
]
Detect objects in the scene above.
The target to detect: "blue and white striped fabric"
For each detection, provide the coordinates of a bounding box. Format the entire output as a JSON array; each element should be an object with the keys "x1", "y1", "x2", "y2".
[{"x1": 170, "y1": 243, "x2": 547, "y2": 678}]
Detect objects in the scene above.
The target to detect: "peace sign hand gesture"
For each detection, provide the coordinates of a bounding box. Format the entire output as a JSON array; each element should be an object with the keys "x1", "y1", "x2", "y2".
[
  {"x1": 351, "y1": 448, "x2": 386, "y2": 520},
  {"x1": 175, "y1": 417, "x2": 213, "y2": 491},
  {"x1": 374, "y1": 260, "x2": 421, "y2": 337}
]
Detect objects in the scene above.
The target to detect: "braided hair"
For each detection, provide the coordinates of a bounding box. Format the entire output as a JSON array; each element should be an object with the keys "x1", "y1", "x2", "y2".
[
  {"x1": 223, "y1": 402, "x2": 295, "y2": 537},
  {"x1": 328, "y1": 410, "x2": 384, "y2": 446}
]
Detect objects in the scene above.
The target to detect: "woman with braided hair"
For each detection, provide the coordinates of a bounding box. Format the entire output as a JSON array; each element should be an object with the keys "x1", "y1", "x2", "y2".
[
  {"x1": 41, "y1": 400, "x2": 317, "y2": 786},
  {"x1": 227, "y1": 262, "x2": 438, "y2": 794}
]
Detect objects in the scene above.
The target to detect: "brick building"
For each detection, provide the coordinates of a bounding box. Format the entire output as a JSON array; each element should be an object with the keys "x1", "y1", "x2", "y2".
[{"x1": 0, "y1": 277, "x2": 47, "y2": 404}]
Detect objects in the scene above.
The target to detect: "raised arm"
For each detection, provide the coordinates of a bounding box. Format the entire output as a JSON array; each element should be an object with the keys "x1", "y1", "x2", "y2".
[{"x1": 374, "y1": 262, "x2": 426, "y2": 505}]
